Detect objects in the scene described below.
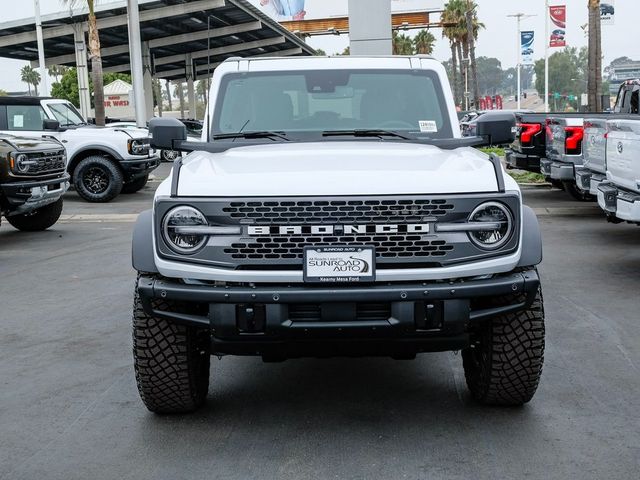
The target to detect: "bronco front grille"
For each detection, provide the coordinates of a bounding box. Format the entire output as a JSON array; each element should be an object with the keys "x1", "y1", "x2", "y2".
[
  {"x1": 222, "y1": 199, "x2": 455, "y2": 224},
  {"x1": 224, "y1": 235, "x2": 454, "y2": 260},
  {"x1": 20, "y1": 150, "x2": 66, "y2": 175}
]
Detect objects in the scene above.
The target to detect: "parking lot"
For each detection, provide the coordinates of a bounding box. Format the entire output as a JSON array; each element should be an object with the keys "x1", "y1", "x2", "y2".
[{"x1": 1, "y1": 166, "x2": 639, "y2": 480}]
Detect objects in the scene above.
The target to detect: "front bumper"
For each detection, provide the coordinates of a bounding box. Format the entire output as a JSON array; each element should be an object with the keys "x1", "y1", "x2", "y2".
[
  {"x1": 1, "y1": 174, "x2": 70, "y2": 215},
  {"x1": 137, "y1": 270, "x2": 540, "y2": 357},
  {"x1": 505, "y1": 150, "x2": 541, "y2": 173},
  {"x1": 120, "y1": 156, "x2": 160, "y2": 180},
  {"x1": 597, "y1": 183, "x2": 640, "y2": 222},
  {"x1": 540, "y1": 159, "x2": 574, "y2": 181}
]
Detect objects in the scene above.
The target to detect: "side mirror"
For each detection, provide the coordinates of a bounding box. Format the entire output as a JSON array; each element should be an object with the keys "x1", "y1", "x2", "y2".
[
  {"x1": 43, "y1": 119, "x2": 60, "y2": 131},
  {"x1": 474, "y1": 111, "x2": 516, "y2": 146},
  {"x1": 149, "y1": 117, "x2": 187, "y2": 150}
]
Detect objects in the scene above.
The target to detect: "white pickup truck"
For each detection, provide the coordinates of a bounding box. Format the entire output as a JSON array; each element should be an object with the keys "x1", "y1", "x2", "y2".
[
  {"x1": 578, "y1": 80, "x2": 640, "y2": 223},
  {"x1": 131, "y1": 56, "x2": 544, "y2": 413},
  {"x1": 0, "y1": 97, "x2": 159, "y2": 202}
]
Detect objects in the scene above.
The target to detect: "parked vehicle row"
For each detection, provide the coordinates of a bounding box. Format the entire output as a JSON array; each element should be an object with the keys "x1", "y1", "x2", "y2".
[{"x1": 0, "y1": 96, "x2": 159, "y2": 203}]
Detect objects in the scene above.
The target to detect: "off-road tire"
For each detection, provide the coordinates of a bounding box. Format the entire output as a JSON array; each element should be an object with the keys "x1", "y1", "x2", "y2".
[
  {"x1": 563, "y1": 181, "x2": 595, "y2": 201},
  {"x1": 462, "y1": 286, "x2": 545, "y2": 406},
  {"x1": 73, "y1": 156, "x2": 123, "y2": 203},
  {"x1": 6, "y1": 197, "x2": 63, "y2": 231},
  {"x1": 121, "y1": 174, "x2": 148, "y2": 194},
  {"x1": 132, "y1": 278, "x2": 210, "y2": 413}
]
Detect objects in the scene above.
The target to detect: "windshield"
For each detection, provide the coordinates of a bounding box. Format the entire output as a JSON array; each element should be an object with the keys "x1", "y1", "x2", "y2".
[
  {"x1": 212, "y1": 69, "x2": 452, "y2": 139},
  {"x1": 48, "y1": 102, "x2": 86, "y2": 126}
]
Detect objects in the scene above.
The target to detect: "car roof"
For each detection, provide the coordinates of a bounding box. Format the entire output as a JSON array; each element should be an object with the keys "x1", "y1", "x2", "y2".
[{"x1": 0, "y1": 96, "x2": 52, "y2": 106}]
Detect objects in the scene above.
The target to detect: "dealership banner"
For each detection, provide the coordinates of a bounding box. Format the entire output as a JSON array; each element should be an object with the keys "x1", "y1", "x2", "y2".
[
  {"x1": 247, "y1": 0, "x2": 426, "y2": 21},
  {"x1": 521, "y1": 31, "x2": 534, "y2": 65},
  {"x1": 549, "y1": 5, "x2": 566, "y2": 48},
  {"x1": 600, "y1": 1, "x2": 615, "y2": 25}
]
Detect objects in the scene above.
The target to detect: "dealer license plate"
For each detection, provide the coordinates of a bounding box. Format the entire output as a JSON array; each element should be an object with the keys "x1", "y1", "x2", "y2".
[{"x1": 303, "y1": 246, "x2": 375, "y2": 283}]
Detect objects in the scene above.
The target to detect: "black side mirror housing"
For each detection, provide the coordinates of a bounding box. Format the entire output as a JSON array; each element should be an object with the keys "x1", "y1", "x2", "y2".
[
  {"x1": 43, "y1": 119, "x2": 60, "y2": 131},
  {"x1": 474, "y1": 111, "x2": 516, "y2": 146},
  {"x1": 149, "y1": 117, "x2": 187, "y2": 150}
]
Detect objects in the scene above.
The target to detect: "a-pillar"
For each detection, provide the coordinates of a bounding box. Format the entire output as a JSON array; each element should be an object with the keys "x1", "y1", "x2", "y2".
[
  {"x1": 142, "y1": 42, "x2": 154, "y2": 120},
  {"x1": 186, "y1": 54, "x2": 196, "y2": 119},
  {"x1": 72, "y1": 23, "x2": 91, "y2": 120}
]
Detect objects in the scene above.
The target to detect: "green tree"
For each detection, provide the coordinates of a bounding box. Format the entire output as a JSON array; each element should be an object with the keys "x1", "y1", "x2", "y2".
[
  {"x1": 413, "y1": 30, "x2": 435, "y2": 55},
  {"x1": 61, "y1": 0, "x2": 106, "y2": 124},
  {"x1": 47, "y1": 65, "x2": 69, "y2": 82},
  {"x1": 341, "y1": 46, "x2": 350, "y2": 56},
  {"x1": 21, "y1": 65, "x2": 41, "y2": 96},
  {"x1": 0, "y1": 89, "x2": 7, "y2": 96},
  {"x1": 534, "y1": 47, "x2": 587, "y2": 110},
  {"x1": 475, "y1": 57, "x2": 503, "y2": 96},
  {"x1": 314, "y1": 48, "x2": 326, "y2": 56},
  {"x1": 392, "y1": 32, "x2": 414, "y2": 55}
]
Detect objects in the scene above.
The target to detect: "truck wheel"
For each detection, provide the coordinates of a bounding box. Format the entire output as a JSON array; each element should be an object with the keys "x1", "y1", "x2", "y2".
[
  {"x1": 73, "y1": 156, "x2": 123, "y2": 202},
  {"x1": 121, "y1": 174, "x2": 148, "y2": 194},
  {"x1": 462, "y1": 286, "x2": 545, "y2": 406},
  {"x1": 161, "y1": 149, "x2": 179, "y2": 162},
  {"x1": 563, "y1": 181, "x2": 595, "y2": 201},
  {"x1": 132, "y1": 280, "x2": 210, "y2": 413},
  {"x1": 6, "y1": 197, "x2": 64, "y2": 231},
  {"x1": 549, "y1": 179, "x2": 565, "y2": 190}
]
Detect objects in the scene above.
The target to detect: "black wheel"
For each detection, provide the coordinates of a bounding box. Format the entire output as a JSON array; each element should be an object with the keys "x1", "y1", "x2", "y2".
[
  {"x1": 132, "y1": 277, "x2": 210, "y2": 413},
  {"x1": 462, "y1": 285, "x2": 545, "y2": 406},
  {"x1": 161, "y1": 149, "x2": 179, "y2": 162},
  {"x1": 563, "y1": 181, "x2": 595, "y2": 201},
  {"x1": 73, "y1": 156, "x2": 123, "y2": 203},
  {"x1": 121, "y1": 174, "x2": 148, "y2": 194},
  {"x1": 6, "y1": 197, "x2": 63, "y2": 231}
]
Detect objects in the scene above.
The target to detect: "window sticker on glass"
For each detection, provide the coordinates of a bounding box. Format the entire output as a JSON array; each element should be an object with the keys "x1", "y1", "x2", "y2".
[
  {"x1": 13, "y1": 115, "x2": 24, "y2": 128},
  {"x1": 419, "y1": 120, "x2": 437, "y2": 133}
]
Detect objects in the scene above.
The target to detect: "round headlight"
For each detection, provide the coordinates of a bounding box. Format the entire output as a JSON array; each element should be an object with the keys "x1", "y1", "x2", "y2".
[
  {"x1": 468, "y1": 202, "x2": 513, "y2": 250},
  {"x1": 162, "y1": 206, "x2": 208, "y2": 253},
  {"x1": 15, "y1": 153, "x2": 30, "y2": 173}
]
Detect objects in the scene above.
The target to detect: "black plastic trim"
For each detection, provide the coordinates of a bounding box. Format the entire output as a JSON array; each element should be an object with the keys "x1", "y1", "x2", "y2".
[
  {"x1": 516, "y1": 205, "x2": 543, "y2": 268},
  {"x1": 131, "y1": 210, "x2": 159, "y2": 274}
]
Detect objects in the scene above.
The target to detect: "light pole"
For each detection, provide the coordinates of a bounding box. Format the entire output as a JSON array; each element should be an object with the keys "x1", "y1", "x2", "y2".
[
  {"x1": 544, "y1": 0, "x2": 549, "y2": 112},
  {"x1": 508, "y1": 12, "x2": 535, "y2": 110},
  {"x1": 34, "y1": 0, "x2": 49, "y2": 96}
]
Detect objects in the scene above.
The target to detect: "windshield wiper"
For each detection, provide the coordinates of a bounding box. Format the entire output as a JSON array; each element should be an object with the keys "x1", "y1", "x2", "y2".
[
  {"x1": 212, "y1": 131, "x2": 290, "y2": 141},
  {"x1": 322, "y1": 129, "x2": 412, "y2": 140}
]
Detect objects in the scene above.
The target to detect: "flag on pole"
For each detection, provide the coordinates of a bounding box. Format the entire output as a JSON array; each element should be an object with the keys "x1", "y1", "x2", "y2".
[
  {"x1": 549, "y1": 5, "x2": 566, "y2": 47},
  {"x1": 521, "y1": 31, "x2": 535, "y2": 65}
]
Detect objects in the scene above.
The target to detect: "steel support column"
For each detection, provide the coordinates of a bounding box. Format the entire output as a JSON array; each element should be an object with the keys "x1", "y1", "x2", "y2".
[
  {"x1": 34, "y1": 0, "x2": 49, "y2": 96},
  {"x1": 127, "y1": 0, "x2": 147, "y2": 127},
  {"x1": 348, "y1": 0, "x2": 391, "y2": 55},
  {"x1": 72, "y1": 24, "x2": 91, "y2": 120}
]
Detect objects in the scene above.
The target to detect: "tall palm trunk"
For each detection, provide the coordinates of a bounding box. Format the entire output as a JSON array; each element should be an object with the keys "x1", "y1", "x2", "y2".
[
  {"x1": 165, "y1": 80, "x2": 173, "y2": 111},
  {"x1": 466, "y1": 7, "x2": 479, "y2": 108},
  {"x1": 153, "y1": 80, "x2": 163, "y2": 117},
  {"x1": 450, "y1": 43, "x2": 460, "y2": 106},
  {"x1": 34, "y1": 82, "x2": 39, "y2": 96},
  {"x1": 87, "y1": 0, "x2": 105, "y2": 125},
  {"x1": 587, "y1": 0, "x2": 602, "y2": 111},
  {"x1": 27, "y1": 84, "x2": 32, "y2": 96},
  {"x1": 176, "y1": 82, "x2": 185, "y2": 118},
  {"x1": 456, "y1": 41, "x2": 465, "y2": 107}
]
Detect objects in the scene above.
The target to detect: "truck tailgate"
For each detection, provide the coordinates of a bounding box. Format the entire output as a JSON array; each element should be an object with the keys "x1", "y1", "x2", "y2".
[
  {"x1": 607, "y1": 119, "x2": 640, "y2": 193},
  {"x1": 583, "y1": 118, "x2": 608, "y2": 174}
]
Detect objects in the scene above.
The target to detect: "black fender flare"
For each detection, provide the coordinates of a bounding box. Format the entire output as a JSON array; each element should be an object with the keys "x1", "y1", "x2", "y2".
[
  {"x1": 517, "y1": 205, "x2": 543, "y2": 268},
  {"x1": 132, "y1": 209, "x2": 159, "y2": 273}
]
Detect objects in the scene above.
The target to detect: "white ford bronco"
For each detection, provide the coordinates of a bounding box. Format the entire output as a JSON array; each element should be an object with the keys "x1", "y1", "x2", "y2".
[
  {"x1": 131, "y1": 56, "x2": 544, "y2": 413},
  {"x1": 0, "y1": 97, "x2": 159, "y2": 202}
]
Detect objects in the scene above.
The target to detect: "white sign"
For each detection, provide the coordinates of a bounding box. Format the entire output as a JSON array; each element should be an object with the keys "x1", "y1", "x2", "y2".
[{"x1": 600, "y1": 1, "x2": 615, "y2": 25}]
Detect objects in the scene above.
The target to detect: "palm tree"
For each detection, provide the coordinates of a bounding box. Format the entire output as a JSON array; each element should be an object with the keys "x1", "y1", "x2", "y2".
[
  {"x1": 464, "y1": 1, "x2": 483, "y2": 108},
  {"x1": 47, "y1": 65, "x2": 69, "y2": 83},
  {"x1": 442, "y1": 1, "x2": 463, "y2": 106},
  {"x1": 587, "y1": 0, "x2": 602, "y2": 111},
  {"x1": 61, "y1": 0, "x2": 105, "y2": 125},
  {"x1": 413, "y1": 30, "x2": 436, "y2": 55},
  {"x1": 392, "y1": 31, "x2": 414, "y2": 55},
  {"x1": 21, "y1": 65, "x2": 41, "y2": 96},
  {"x1": 164, "y1": 80, "x2": 173, "y2": 111}
]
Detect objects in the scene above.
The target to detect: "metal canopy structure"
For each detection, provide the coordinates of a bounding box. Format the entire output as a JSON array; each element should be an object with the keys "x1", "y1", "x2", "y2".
[
  {"x1": 0, "y1": 0, "x2": 313, "y2": 80},
  {"x1": 0, "y1": 0, "x2": 314, "y2": 120}
]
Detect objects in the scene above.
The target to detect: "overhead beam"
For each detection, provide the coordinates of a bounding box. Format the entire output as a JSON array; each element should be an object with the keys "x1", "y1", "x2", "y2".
[
  {"x1": 156, "y1": 47, "x2": 305, "y2": 81},
  {"x1": 0, "y1": 0, "x2": 225, "y2": 49},
  {"x1": 31, "y1": 21, "x2": 263, "y2": 68},
  {"x1": 154, "y1": 36, "x2": 286, "y2": 66}
]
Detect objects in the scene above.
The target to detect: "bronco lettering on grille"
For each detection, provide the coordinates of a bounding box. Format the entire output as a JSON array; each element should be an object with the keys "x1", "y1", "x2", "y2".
[{"x1": 247, "y1": 224, "x2": 430, "y2": 236}]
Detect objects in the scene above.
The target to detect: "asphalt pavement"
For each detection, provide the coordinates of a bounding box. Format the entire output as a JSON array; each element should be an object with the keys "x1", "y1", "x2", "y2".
[{"x1": 1, "y1": 169, "x2": 639, "y2": 480}]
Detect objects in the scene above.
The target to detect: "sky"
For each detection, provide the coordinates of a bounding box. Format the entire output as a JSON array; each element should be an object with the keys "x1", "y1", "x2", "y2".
[{"x1": 0, "y1": 0, "x2": 635, "y2": 92}]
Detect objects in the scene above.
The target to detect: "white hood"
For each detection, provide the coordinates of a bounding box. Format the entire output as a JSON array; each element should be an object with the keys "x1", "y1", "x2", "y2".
[
  {"x1": 65, "y1": 125, "x2": 149, "y2": 140},
  {"x1": 175, "y1": 142, "x2": 504, "y2": 197}
]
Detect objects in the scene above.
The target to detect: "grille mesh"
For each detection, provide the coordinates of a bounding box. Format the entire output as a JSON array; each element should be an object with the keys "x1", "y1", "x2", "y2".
[
  {"x1": 23, "y1": 150, "x2": 66, "y2": 175},
  {"x1": 222, "y1": 199, "x2": 454, "y2": 224}
]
